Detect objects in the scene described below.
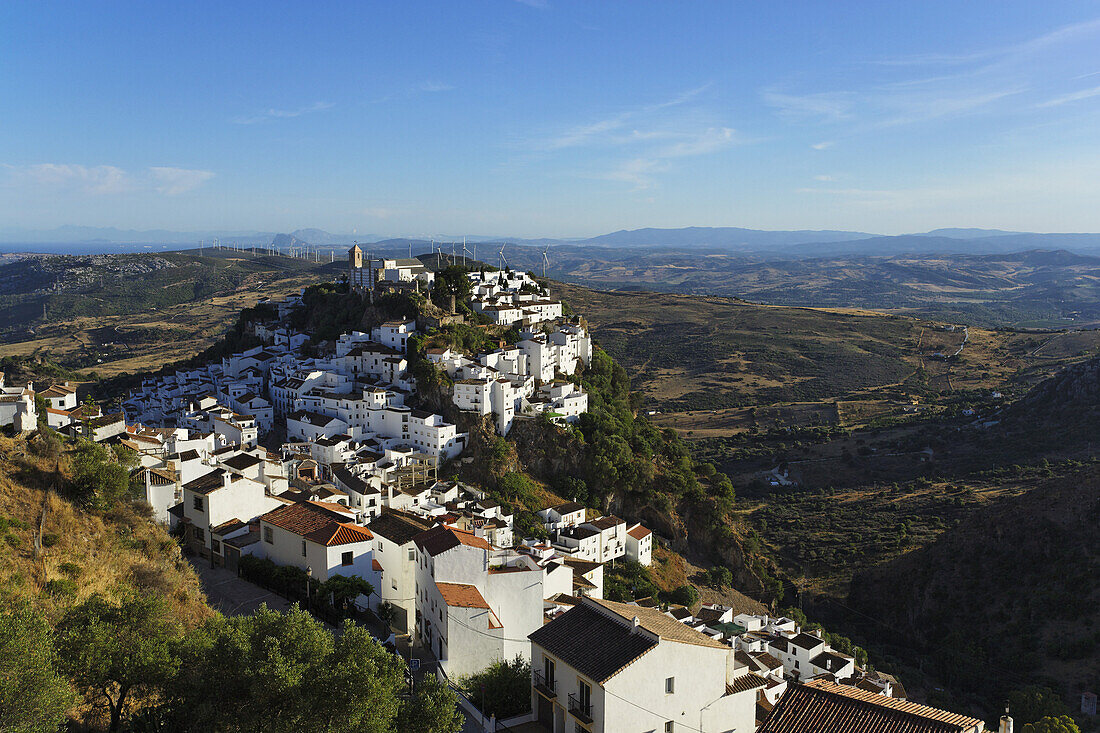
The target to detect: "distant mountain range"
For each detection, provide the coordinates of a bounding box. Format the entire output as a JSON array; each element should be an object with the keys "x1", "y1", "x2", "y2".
[{"x1": 6, "y1": 224, "x2": 1100, "y2": 258}]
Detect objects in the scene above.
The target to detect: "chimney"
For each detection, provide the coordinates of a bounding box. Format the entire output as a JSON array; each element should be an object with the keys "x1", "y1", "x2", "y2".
[
  {"x1": 631, "y1": 616, "x2": 640, "y2": 632},
  {"x1": 999, "y1": 707, "x2": 1013, "y2": 733}
]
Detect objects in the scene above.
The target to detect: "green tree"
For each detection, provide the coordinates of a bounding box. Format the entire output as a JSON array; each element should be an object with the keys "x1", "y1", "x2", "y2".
[
  {"x1": 1008, "y1": 686, "x2": 1069, "y2": 726},
  {"x1": 69, "y1": 440, "x2": 131, "y2": 510},
  {"x1": 397, "y1": 674, "x2": 465, "y2": 733},
  {"x1": 1022, "y1": 716, "x2": 1081, "y2": 733},
  {"x1": 55, "y1": 593, "x2": 181, "y2": 732},
  {"x1": 0, "y1": 607, "x2": 75, "y2": 733},
  {"x1": 665, "y1": 584, "x2": 699, "y2": 607},
  {"x1": 172, "y1": 605, "x2": 404, "y2": 733},
  {"x1": 430, "y1": 266, "x2": 473, "y2": 313},
  {"x1": 318, "y1": 574, "x2": 374, "y2": 612},
  {"x1": 462, "y1": 656, "x2": 531, "y2": 719},
  {"x1": 707, "y1": 566, "x2": 733, "y2": 589}
]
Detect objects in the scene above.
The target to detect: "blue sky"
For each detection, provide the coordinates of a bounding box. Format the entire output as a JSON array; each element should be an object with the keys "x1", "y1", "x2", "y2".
[{"x1": 2, "y1": 1, "x2": 1100, "y2": 237}]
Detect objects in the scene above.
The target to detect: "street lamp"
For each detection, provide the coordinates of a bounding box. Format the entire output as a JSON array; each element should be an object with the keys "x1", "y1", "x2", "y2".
[{"x1": 306, "y1": 566, "x2": 312, "y2": 612}]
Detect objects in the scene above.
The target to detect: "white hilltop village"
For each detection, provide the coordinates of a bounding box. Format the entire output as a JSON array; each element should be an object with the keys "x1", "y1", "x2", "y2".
[{"x1": 2, "y1": 246, "x2": 981, "y2": 733}]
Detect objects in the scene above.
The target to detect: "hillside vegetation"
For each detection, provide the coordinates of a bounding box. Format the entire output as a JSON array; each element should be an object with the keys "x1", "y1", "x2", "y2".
[
  {"x1": 0, "y1": 433, "x2": 212, "y2": 627},
  {"x1": 0, "y1": 250, "x2": 339, "y2": 383},
  {"x1": 848, "y1": 465, "x2": 1100, "y2": 716},
  {"x1": 0, "y1": 429, "x2": 465, "y2": 733}
]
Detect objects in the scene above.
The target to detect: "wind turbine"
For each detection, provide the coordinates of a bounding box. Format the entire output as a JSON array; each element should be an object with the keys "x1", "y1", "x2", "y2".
[
  {"x1": 462, "y1": 237, "x2": 472, "y2": 267},
  {"x1": 498, "y1": 243, "x2": 507, "y2": 272},
  {"x1": 541, "y1": 243, "x2": 551, "y2": 279}
]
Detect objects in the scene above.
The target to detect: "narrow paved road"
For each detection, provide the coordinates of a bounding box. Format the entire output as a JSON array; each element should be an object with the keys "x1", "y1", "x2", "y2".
[{"x1": 188, "y1": 559, "x2": 291, "y2": 616}]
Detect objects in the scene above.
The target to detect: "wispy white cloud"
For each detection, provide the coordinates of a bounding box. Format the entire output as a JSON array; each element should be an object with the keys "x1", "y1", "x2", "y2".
[
  {"x1": 149, "y1": 167, "x2": 215, "y2": 195},
  {"x1": 1036, "y1": 83, "x2": 1100, "y2": 108},
  {"x1": 660, "y1": 127, "x2": 741, "y2": 157},
  {"x1": 814, "y1": 175, "x2": 835, "y2": 182},
  {"x1": 547, "y1": 114, "x2": 632, "y2": 149},
  {"x1": 3, "y1": 163, "x2": 214, "y2": 196},
  {"x1": 595, "y1": 158, "x2": 669, "y2": 190},
  {"x1": 418, "y1": 81, "x2": 455, "y2": 93},
  {"x1": 876, "y1": 17, "x2": 1100, "y2": 67},
  {"x1": 13, "y1": 164, "x2": 131, "y2": 195},
  {"x1": 877, "y1": 88, "x2": 1024, "y2": 127},
  {"x1": 811, "y1": 141, "x2": 834, "y2": 150},
  {"x1": 766, "y1": 16, "x2": 1100, "y2": 137},
  {"x1": 232, "y1": 101, "x2": 333, "y2": 125},
  {"x1": 531, "y1": 85, "x2": 749, "y2": 189},
  {"x1": 763, "y1": 91, "x2": 855, "y2": 121}
]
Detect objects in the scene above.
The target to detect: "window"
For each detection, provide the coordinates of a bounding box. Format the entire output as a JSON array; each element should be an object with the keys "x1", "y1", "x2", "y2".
[
  {"x1": 194, "y1": 528, "x2": 204, "y2": 543},
  {"x1": 665, "y1": 723, "x2": 674, "y2": 733},
  {"x1": 341, "y1": 551, "x2": 353, "y2": 566},
  {"x1": 665, "y1": 676, "x2": 675, "y2": 694},
  {"x1": 544, "y1": 656, "x2": 555, "y2": 685},
  {"x1": 192, "y1": 495, "x2": 203, "y2": 511},
  {"x1": 301, "y1": 540, "x2": 308, "y2": 557},
  {"x1": 264, "y1": 527, "x2": 273, "y2": 544},
  {"x1": 408, "y1": 548, "x2": 416, "y2": 561},
  {"x1": 211, "y1": 540, "x2": 221, "y2": 554}
]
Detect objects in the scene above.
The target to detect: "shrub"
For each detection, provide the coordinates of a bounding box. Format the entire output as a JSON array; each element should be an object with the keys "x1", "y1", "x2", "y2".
[
  {"x1": 462, "y1": 656, "x2": 531, "y2": 719},
  {"x1": 663, "y1": 584, "x2": 699, "y2": 607},
  {"x1": 45, "y1": 578, "x2": 78, "y2": 597}
]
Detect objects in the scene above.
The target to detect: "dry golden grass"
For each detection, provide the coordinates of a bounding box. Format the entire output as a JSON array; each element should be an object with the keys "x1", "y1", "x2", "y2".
[
  {"x1": 6, "y1": 272, "x2": 320, "y2": 379},
  {"x1": 0, "y1": 434, "x2": 213, "y2": 627}
]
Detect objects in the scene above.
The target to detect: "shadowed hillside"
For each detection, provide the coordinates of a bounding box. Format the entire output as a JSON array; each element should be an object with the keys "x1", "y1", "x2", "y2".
[{"x1": 847, "y1": 465, "x2": 1100, "y2": 709}]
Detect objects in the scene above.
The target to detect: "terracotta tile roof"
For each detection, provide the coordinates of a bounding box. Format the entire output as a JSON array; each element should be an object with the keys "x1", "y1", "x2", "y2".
[
  {"x1": 753, "y1": 651, "x2": 784, "y2": 670},
  {"x1": 627, "y1": 524, "x2": 652, "y2": 540},
  {"x1": 313, "y1": 523, "x2": 373, "y2": 546},
  {"x1": 551, "y1": 500, "x2": 585, "y2": 514},
  {"x1": 529, "y1": 601, "x2": 657, "y2": 683},
  {"x1": 40, "y1": 384, "x2": 76, "y2": 398},
  {"x1": 562, "y1": 558, "x2": 602, "y2": 574},
  {"x1": 727, "y1": 672, "x2": 770, "y2": 695},
  {"x1": 735, "y1": 650, "x2": 756, "y2": 668},
  {"x1": 591, "y1": 598, "x2": 728, "y2": 649},
  {"x1": 813, "y1": 651, "x2": 854, "y2": 673},
  {"x1": 260, "y1": 502, "x2": 372, "y2": 546},
  {"x1": 368, "y1": 510, "x2": 433, "y2": 545},
  {"x1": 414, "y1": 524, "x2": 489, "y2": 556},
  {"x1": 790, "y1": 632, "x2": 826, "y2": 651},
  {"x1": 183, "y1": 469, "x2": 226, "y2": 495},
  {"x1": 760, "y1": 680, "x2": 984, "y2": 733},
  {"x1": 222, "y1": 453, "x2": 262, "y2": 471},
  {"x1": 587, "y1": 515, "x2": 623, "y2": 530},
  {"x1": 435, "y1": 581, "x2": 491, "y2": 609}
]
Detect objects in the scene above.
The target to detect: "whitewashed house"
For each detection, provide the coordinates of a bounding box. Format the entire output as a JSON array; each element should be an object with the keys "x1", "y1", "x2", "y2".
[
  {"x1": 256, "y1": 501, "x2": 379, "y2": 592},
  {"x1": 529, "y1": 597, "x2": 760, "y2": 733},
  {"x1": 626, "y1": 523, "x2": 654, "y2": 566}
]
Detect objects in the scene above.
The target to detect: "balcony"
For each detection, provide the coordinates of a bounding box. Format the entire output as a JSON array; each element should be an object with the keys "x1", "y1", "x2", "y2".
[
  {"x1": 533, "y1": 670, "x2": 556, "y2": 699},
  {"x1": 568, "y1": 693, "x2": 592, "y2": 724}
]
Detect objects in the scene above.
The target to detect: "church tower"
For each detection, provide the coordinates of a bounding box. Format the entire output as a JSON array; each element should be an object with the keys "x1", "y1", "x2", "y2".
[{"x1": 349, "y1": 244, "x2": 364, "y2": 290}]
